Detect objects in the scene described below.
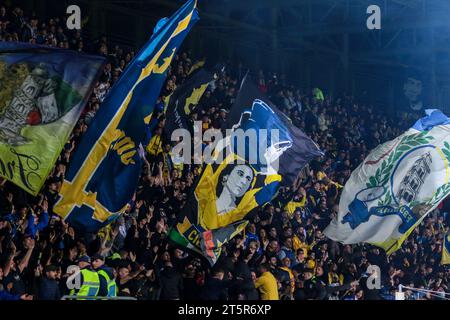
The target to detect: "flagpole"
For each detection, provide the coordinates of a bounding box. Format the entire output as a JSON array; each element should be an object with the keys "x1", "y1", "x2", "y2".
[{"x1": 340, "y1": 274, "x2": 365, "y2": 300}]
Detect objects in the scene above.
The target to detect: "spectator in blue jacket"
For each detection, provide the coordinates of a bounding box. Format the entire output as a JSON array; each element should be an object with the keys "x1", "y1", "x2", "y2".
[
  {"x1": 244, "y1": 223, "x2": 259, "y2": 248},
  {"x1": 25, "y1": 200, "x2": 49, "y2": 238}
]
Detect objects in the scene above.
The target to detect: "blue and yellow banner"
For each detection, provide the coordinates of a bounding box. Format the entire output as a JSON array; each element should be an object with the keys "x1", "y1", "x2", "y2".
[
  {"x1": 442, "y1": 234, "x2": 450, "y2": 265},
  {"x1": 170, "y1": 98, "x2": 321, "y2": 265},
  {"x1": 228, "y1": 75, "x2": 323, "y2": 186},
  {"x1": 54, "y1": 0, "x2": 199, "y2": 232},
  {"x1": 0, "y1": 43, "x2": 104, "y2": 195}
]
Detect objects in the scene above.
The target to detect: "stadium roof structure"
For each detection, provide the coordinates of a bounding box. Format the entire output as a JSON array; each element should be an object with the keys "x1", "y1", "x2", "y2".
[
  {"x1": 25, "y1": 0, "x2": 450, "y2": 109},
  {"x1": 62, "y1": 0, "x2": 450, "y2": 63}
]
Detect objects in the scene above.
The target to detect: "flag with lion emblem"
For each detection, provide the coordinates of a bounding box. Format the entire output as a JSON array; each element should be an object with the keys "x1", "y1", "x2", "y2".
[
  {"x1": 0, "y1": 42, "x2": 105, "y2": 195},
  {"x1": 325, "y1": 109, "x2": 450, "y2": 254}
]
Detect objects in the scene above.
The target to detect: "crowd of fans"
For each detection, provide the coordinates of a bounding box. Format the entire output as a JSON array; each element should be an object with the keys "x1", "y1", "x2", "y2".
[{"x1": 0, "y1": 3, "x2": 449, "y2": 301}]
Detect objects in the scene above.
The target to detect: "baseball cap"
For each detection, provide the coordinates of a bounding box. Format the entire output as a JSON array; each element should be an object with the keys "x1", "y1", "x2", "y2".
[
  {"x1": 91, "y1": 254, "x2": 105, "y2": 262},
  {"x1": 76, "y1": 255, "x2": 91, "y2": 264},
  {"x1": 303, "y1": 268, "x2": 315, "y2": 274},
  {"x1": 44, "y1": 265, "x2": 58, "y2": 273}
]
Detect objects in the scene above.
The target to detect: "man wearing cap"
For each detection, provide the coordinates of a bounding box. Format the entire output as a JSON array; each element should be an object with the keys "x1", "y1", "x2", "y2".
[
  {"x1": 92, "y1": 254, "x2": 117, "y2": 297},
  {"x1": 37, "y1": 265, "x2": 61, "y2": 300},
  {"x1": 294, "y1": 268, "x2": 327, "y2": 300},
  {"x1": 217, "y1": 108, "x2": 228, "y2": 134},
  {"x1": 68, "y1": 255, "x2": 100, "y2": 299}
]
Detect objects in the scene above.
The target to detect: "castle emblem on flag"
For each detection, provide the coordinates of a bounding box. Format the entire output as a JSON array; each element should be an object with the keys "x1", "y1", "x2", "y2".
[{"x1": 396, "y1": 151, "x2": 432, "y2": 205}]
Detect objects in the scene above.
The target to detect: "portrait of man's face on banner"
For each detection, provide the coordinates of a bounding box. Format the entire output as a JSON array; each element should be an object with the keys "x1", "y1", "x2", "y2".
[
  {"x1": 216, "y1": 163, "x2": 255, "y2": 214},
  {"x1": 403, "y1": 76, "x2": 424, "y2": 111}
]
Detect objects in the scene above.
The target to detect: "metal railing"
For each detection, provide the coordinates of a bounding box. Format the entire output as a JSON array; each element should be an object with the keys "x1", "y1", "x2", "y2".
[{"x1": 61, "y1": 295, "x2": 137, "y2": 300}]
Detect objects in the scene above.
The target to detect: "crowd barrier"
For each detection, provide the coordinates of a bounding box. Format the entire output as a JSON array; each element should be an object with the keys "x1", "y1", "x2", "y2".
[{"x1": 61, "y1": 295, "x2": 137, "y2": 300}]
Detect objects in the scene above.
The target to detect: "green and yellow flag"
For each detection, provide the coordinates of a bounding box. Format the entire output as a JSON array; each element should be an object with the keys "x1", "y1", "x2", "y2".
[{"x1": 0, "y1": 42, "x2": 104, "y2": 195}]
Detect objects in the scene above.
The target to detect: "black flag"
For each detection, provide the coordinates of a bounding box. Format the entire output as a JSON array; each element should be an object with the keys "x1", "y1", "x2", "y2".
[{"x1": 164, "y1": 69, "x2": 213, "y2": 134}]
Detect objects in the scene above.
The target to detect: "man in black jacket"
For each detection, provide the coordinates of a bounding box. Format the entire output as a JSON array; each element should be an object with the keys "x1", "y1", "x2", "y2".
[
  {"x1": 158, "y1": 261, "x2": 183, "y2": 300},
  {"x1": 294, "y1": 268, "x2": 327, "y2": 300},
  {"x1": 37, "y1": 265, "x2": 61, "y2": 300},
  {"x1": 200, "y1": 267, "x2": 229, "y2": 300},
  {"x1": 229, "y1": 260, "x2": 258, "y2": 300}
]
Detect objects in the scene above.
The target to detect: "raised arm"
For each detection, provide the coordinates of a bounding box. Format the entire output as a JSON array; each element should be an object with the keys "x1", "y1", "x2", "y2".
[
  {"x1": 18, "y1": 238, "x2": 35, "y2": 273},
  {"x1": 3, "y1": 241, "x2": 16, "y2": 277}
]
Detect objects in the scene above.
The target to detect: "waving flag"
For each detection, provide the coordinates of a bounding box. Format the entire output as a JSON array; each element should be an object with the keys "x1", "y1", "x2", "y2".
[
  {"x1": 228, "y1": 75, "x2": 323, "y2": 186},
  {"x1": 54, "y1": 0, "x2": 199, "y2": 233},
  {"x1": 442, "y1": 234, "x2": 450, "y2": 265},
  {"x1": 325, "y1": 109, "x2": 450, "y2": 254},
  {"x1": 164, "y1": 69, "x2": 213, "y2": 134},
  {"x1": 0, "y1": 43, "x2": 104, "y2": 195},
  {"x1": 170, "y1": 97, "x2": 321, "y2": 265}
]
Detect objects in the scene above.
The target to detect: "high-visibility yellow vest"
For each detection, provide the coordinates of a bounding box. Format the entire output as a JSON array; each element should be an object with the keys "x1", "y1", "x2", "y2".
[
  {"x1": 313, "y1": 88, "x2": 324, "y2": 101},
  {"x1": 109, "y1": 253, "x2": 121, "y2": 260},
  {"x1": 97, "y1": 269, "x2": 117, "y2": 297},
  {"x1": 70, "y1": 269, "x2": 100, "y2": 298}
]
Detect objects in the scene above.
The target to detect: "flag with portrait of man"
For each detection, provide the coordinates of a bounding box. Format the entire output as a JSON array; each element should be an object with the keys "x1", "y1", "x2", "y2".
[{"x1": 169, "y1": 85, "x2": 322, "y2": 265}]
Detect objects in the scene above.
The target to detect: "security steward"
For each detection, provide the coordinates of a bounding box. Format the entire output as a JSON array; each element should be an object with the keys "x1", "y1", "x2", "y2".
[
  {"x1": 69, "y1": 255, "x2": 100, "y2": 299},
  {"x1": 92, "y1": 254, "x2": 117, "y2": 297}
]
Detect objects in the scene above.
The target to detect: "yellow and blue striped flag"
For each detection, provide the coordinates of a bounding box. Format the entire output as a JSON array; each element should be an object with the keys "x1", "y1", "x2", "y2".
[{"x1": 54, "y1": 0, "x2": 199, "y2": 233}]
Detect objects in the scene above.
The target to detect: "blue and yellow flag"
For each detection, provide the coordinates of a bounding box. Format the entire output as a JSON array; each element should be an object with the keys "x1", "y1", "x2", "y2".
[
  {"x1": 170, "y1": 99, "x2": 321, "y2": 265},
  {"x1": 0, "y1": 43, "x2": 104, "y2": 195},
  {"x1": 54, "y1": 0, "x2": 199, "y2": 232},
  {"x1": 442, "y1": 234, "x2": 450, "y2": 265}
]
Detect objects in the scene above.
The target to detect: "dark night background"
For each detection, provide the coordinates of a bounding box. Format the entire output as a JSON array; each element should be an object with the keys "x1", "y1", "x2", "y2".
[{"x1": 7, "y1": 0, "x2": 450, "y2": 113}]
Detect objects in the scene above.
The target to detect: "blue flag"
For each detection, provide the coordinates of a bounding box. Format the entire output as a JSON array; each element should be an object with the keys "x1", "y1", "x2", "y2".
[
  {"x1": 228, "y1": 75, "x2": 323, "y2": 185},
  {"x1": 54, "y1": 0, "x2": 199, "y2": 232}
]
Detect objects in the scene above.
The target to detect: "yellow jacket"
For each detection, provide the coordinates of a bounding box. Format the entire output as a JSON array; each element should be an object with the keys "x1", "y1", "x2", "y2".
[
  {"x1": 279, "y1": 267, "x2": 295, "y2": 294},
  {"x1": 328, "y1": 272, "x2": 344, "y2": 285},
  {"x1": 292, "y1": 235, "x2": 313, "y2": 258},
  {"x1": 255, "y1": 272, "x2": 279, "y2": 300}
]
